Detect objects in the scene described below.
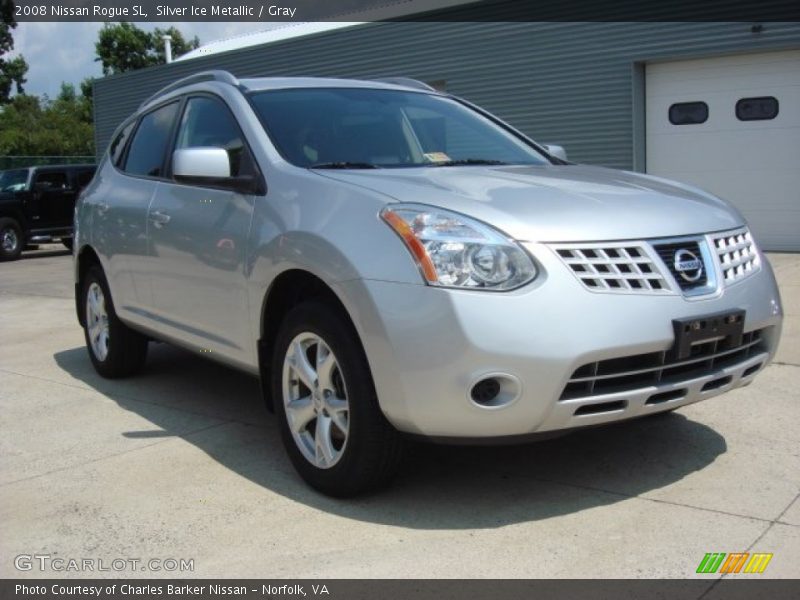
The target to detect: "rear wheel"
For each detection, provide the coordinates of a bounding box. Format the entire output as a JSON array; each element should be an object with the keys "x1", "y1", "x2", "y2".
[
  {"x1": 82, "y1": 265, "x2": 148, "y2": 378},
  {"x1": 271, "y1": 301, "x2": 404, "y2": 496},
  {"x1": 0, "y1": 218, "x2": 23, "y2": 261}
]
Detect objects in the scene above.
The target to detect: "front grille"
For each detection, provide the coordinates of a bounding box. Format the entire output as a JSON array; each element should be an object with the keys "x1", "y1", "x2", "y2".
[
  {"x1": 552, "y1": 244, "x2": 671, "y2": 294},
  {"x1": 712, "y1": 228, "x2": 760, "y2": 285},
  {"x1": 560, "y1": 329, "x2": 766, "y2": 400},
  {"x1": 652, "y1": 240, "x2": 708, "y2": 292}
]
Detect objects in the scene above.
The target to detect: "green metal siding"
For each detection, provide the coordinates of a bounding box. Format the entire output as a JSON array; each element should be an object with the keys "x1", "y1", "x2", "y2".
[{"x1": 94, "y1": 21, "x2": 800, "y2": 168}]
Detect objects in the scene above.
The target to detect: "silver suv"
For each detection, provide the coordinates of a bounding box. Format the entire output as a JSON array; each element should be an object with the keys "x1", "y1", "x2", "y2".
[{"x1": 75, "y1": 71, "x2": 783, "y2": 496}]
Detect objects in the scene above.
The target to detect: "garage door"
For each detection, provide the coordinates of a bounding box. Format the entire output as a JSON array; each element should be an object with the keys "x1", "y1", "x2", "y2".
[{"x1": 646, "y1": 50, "x2": 800, "y2": 251}]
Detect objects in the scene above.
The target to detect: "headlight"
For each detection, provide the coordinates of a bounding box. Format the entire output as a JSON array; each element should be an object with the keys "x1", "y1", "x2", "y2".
[{"x1": 381, "y1": 204, "x2": 537, "y2": 290}]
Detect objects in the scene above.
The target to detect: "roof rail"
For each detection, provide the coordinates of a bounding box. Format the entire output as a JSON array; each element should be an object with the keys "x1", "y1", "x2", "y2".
[
  {"x1": 139, "y1": 70, "x2": 240, "y2": 108},
  {"x1": 370, "y1": 77, "x2": 436, "y2": 92}
]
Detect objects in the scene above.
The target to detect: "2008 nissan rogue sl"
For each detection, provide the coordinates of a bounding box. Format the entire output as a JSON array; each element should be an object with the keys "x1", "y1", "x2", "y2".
[{"x1": 75, "y1": 71, "x2": 783, "y2": 496}]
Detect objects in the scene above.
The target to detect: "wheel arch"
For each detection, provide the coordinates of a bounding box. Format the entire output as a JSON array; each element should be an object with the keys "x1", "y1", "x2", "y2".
[
  {"x1": 257, "y1": 268, "x2": 363, "y2": 412},
  {"x1": 75, "y1": 245, "x2": 102, "y2": 326}
]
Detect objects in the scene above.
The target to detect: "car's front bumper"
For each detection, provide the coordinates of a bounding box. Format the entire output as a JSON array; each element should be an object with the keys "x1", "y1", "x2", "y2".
[{"x1": 336, "y1": 242, "x2": 783, "y2": 439}]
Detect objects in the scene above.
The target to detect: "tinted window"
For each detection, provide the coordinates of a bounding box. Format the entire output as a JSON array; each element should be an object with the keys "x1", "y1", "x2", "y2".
[
  {"x1": 75, "y1": 170, "x2": 95, "y2": 189},
  {"x1": 110, "y1": 121, "x2": 135, "y2": 166},
  {"x1": 736, "y1": 97, "x2": 779, "y2": 121},
  {"x1": 249, "y1": 88, "x2": 548, "y2": 168},
  {"x1": 0, "y1": 169, "x2": 29, "y2": 192},
  {"x1": 669, "y1": 102, "x2": 708, "y2": 125},
  {"x1": 174, "y1": 96, "x2": 254, "y2": 177},
  {"x1": 34, "y1": 171, "x2": 69, "y2": 190},
  {"x1": 124, "y1": 102, "x2": 179, "y2": 177}
]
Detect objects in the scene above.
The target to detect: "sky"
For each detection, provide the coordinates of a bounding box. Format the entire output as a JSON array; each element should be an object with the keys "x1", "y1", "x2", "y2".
[{"x1": 9, "y1": 22, "x2": 276, "y2": 98}]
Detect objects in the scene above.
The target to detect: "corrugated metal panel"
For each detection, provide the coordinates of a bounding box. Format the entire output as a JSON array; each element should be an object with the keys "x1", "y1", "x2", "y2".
[{"x1": 94, "y1": 20, "x2": 800, "y2": 169}]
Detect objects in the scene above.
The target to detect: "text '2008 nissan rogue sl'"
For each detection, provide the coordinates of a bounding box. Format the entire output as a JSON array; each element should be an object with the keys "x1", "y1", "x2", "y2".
[{"x1": 75, "y1": 71, "x2": 783, "y2": 496}]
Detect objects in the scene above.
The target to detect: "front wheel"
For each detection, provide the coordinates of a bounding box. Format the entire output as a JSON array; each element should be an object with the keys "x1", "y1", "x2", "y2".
[
  {"x1": 0, "y1": 218, "x2": 23, "y2": 261},
  {"x1": 271, "y1": 301, "x2": 404, "y2": 497},
  {"x1": 82, "y1": 265, "x2": 148, "y2": 378}
]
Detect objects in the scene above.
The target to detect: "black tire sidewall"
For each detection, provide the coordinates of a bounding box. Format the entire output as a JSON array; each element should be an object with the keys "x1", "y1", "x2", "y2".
[
  {"x1": 271, "y1": 301, "x2": 398, "y2": 496},
  {"x1": 0, "y1": 218, "x2": 23, "y2": 261},
  {"x1": 81, "y1": 266, "x2": 146, "y2": 378}
]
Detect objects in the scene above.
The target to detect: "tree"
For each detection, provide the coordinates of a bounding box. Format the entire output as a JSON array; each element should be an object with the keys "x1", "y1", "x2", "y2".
[
  {"x1": 95, "y1": 22, "x2": 200, "y2": 76},
  {"x1": 0, "y1": 88, "x2": 94, "y2": 156},
  {"x1": 0, "y1": 0, "x2": 28, "y2": 102}
]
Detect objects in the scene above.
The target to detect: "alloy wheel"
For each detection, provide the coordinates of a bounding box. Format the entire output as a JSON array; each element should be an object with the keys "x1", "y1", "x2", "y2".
[
  {"x1": 86, "y1": 282, "x2": 110, "y2": 361},
  {"x1": 282, "y1": 332, "x2": 350, "y2": 469},
  {"x1": 1, "y1": 228, "x2": 18, "y2": 253}
]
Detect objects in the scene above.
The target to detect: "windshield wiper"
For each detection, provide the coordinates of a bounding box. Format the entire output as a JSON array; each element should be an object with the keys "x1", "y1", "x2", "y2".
[
  {"x1": 428, "y1": 159, "x2": 509, "y2": 167},
  {"x1": 310, "y1": 161, "x2": 379, "y2": 169}
]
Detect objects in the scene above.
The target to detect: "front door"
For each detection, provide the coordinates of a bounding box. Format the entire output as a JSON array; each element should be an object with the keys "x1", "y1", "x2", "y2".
[{"x1": 146, "y1": 95, "x2": 257, "y2": 365}]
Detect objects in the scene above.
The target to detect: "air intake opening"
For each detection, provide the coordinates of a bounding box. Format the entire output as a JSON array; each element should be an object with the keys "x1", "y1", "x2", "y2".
[
  {"x1": 574, "y1": 400, "x2": 627, "y2": 416},
  {"x1": 701, "y1": 376, "x2": 732, "y2": 392},
  {"x1": 646, "y1": 388, "x2": 687, "y2": 405},
  {"x1": 742, "y1": 363, "x2": 763, "y2": 378}
]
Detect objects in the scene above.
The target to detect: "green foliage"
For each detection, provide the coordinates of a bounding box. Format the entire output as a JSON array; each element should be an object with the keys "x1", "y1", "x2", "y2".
[
  {"x1": 96, "y1": 22, "x2": 200, "y2": 75},
  {"x1": 0, "y1": 89, "x2": 94, "y2": 156},
  {"x1": 0, "y1": 0, "x2": 28, "y2": 102}
]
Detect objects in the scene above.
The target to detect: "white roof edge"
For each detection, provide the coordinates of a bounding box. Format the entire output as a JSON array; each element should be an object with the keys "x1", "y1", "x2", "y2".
[{"x1": 176, "y1": 0, "x2": 480, "y2": 61}]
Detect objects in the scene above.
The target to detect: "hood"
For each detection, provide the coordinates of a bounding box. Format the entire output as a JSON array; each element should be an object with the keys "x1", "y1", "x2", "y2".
[{"x1": 316, "y1": 164, "x2": 744, "y2": 242}]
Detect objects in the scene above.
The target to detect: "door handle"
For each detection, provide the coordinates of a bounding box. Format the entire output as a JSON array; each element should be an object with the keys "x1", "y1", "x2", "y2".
[{"x1": 149, "y1": 210, "x2": 171, "y2": 228}]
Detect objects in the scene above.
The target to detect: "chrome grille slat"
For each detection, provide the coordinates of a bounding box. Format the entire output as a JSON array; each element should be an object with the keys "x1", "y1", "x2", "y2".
[
  {"x1": 560, "y1": 329, "x2": 766, "y2": 400},
  {"x1": 567, "y1": 335, "x2": 764, "y2": 383},
  {"x1": 552, "y1": 243, "x2": 671, "y2": 294},
  {"x1": 551, "y1": 226, "x2": 759, "y2": 295},
  {"x1": 712, "y1": 228, "x2": 760, "y2": 285}
]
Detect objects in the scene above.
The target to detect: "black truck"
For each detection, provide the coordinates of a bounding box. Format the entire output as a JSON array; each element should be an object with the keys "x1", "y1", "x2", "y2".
[{"x1": 0, "y1": 164, "x2": 96, "y2": 261}]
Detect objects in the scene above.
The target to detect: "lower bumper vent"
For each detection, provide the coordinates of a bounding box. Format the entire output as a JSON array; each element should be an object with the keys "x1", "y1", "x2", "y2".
[{"x1": 561, "y1": 329, "x2": 766, "y2": 400}]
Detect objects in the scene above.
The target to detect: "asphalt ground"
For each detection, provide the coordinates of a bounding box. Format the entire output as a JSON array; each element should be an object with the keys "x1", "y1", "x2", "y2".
[{"x1": 1, "y1": 247, "x2": 798, "y2": 580}]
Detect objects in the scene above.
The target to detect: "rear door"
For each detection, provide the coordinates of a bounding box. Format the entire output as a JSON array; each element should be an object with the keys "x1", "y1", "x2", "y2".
[
  {"x1": 146, "y1": 95, "x2": 257, "y2": 365},
  {"x1": 30, "y1": 169, "x2": 73, "y2": 229},
  {"x1": 94, "y1": 102, "x2": 180, "y2": 321}
]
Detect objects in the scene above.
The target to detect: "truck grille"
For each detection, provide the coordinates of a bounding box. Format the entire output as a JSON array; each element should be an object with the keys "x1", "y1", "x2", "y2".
[
  {"x1": 560, "y1": 329, "x2": 766, "y2": 400},
  {"x1": 712, "y1": 228, "x2": 760, "y2": 285},
  {"x1": 552, "y1": 244, "x2": 670, "y2": 294}
]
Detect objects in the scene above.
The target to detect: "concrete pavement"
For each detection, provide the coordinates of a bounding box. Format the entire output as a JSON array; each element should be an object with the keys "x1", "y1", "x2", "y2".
[{"x1": 1, "y1": 248, "x2": 798, "y2": 580}]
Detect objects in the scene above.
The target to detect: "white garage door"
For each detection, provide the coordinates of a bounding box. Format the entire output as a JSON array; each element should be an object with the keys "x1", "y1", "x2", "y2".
[{"x1": 646, "y1": 50, "x2": 800, "y2": 251}]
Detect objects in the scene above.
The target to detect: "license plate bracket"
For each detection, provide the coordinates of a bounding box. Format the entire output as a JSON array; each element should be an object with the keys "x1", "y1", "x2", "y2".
[{"x1": 671, "y1": 310, "x2": 745, "y2": 360}]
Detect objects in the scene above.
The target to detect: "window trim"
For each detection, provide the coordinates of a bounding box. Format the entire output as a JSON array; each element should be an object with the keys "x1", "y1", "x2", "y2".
[
  {"x1": 668, "y1": 101, "x2": 709, "y2": 126},
  {"x1": 735, "y1": 96, "x2": 779, "y2": 121},
  {"x1": 166, "y1": 91, "x2": 266, "y2": 195},
  {"x1": 116, "y1": 98, "x2": 184, "y2": 183}
]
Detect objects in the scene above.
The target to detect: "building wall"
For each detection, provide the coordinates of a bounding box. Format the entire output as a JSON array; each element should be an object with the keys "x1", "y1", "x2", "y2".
[{"x1": 93, "y1": 21, "x2": 800, "y2": 168}]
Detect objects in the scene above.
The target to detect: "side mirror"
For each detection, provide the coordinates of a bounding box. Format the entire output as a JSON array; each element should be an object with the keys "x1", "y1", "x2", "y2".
[
  {"x1": 544, "y1": 144, "x2": 567, "y2": 162},
  {"x1": 173, "y1": 147, "x2": 231, "y2": 179},
  {"x1": 173, "y1": 147, "x2": 264, "y2": 194}
]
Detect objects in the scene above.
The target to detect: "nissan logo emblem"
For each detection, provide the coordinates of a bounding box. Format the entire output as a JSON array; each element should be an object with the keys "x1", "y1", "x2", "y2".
[{"x1": 674, "y1": 249, "x2": 704, "y2": 282}]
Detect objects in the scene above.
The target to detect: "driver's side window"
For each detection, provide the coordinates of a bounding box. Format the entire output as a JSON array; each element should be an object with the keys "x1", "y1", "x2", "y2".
[{"x1": 175, "y1": 96, "x2": 255, "y2": 178}]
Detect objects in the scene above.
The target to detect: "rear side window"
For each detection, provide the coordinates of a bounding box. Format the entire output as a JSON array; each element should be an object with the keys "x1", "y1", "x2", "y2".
[
  {"x1": 736, "y1": 97, "x2": 779, "y2": 121},
  {"x1": 174, "y1": 96, "x2": 255, "y2": 177},
  {"x1": 669, "y1": 102, "x2": 708, "y2": 125},
  {"x1": 110, "y1": 122, "x2": 135, "y2": 166},
  {"x1": 124, "y1": 102, "x2": 179, "y2": 177},
  {"x1": 34, "y1": 171, "x2": 69, "y2": 190}
]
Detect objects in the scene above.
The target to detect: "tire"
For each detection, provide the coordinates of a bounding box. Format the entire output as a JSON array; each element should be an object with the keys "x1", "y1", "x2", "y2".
[
  {"x1": 81, "y1": 265, "x2": 148, "y2": 378},
  {"x1": 0, "y1": 217, "x2": 23, "y2": 261},
  {"x1": 62, "y1": 238, "x2": 73, "y2": 251},
  {"x1": 271, "y1": 301, "x2": 404, "y2": 497}
]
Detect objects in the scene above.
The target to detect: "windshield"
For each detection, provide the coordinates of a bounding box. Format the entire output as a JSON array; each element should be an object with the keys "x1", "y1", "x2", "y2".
[
  {"x1": 249, "y1": 88, "x2": 550, "y2": 168},
  {"x1": 0, "y1": 169, "x2": 29, "y2": 192}
]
